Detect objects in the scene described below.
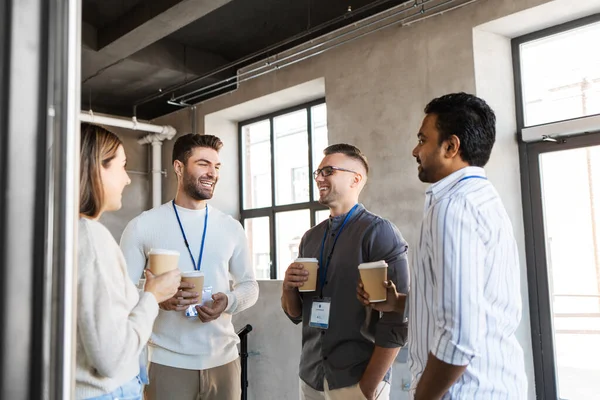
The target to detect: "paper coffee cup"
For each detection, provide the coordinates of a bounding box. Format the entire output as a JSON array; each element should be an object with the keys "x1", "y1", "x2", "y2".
[
  {"x1": 296, "y1": 258, "x2": 319, "y2": 292},
  {"x1": 148, "y1": 249, "x2": 180, "y2": 275},
  {"x1": 358, "y1": 260, "x2": 388, "y2": 302},
  {"x1": 181, "y1": 271, "x2": 204, "y2": 290}
]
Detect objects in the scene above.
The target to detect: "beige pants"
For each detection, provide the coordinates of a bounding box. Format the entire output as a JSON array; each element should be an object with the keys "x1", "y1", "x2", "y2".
[
  {"x1": 300, "y1": 378, "x2": 390, "y2": 400},
  {"x1": 146, "y1": 359, "x2": 241, "y2": 400}
]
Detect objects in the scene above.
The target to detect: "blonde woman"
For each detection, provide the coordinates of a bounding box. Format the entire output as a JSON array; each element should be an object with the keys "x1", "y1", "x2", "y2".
[{"x1": 76, "y1": 123, "x2": 181, "y2": 400}]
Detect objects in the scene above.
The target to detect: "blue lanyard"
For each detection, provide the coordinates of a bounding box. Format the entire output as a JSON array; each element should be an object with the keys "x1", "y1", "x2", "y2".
[
  {"x1": 318, "y1": 204, "x2": 359, "y2": 297},
  {"x1": 458, "y1": 175, "x2": 487, "y2": 183},
  {"x1": 172, "y1": 200, "x2": 208, "y2": 271}
]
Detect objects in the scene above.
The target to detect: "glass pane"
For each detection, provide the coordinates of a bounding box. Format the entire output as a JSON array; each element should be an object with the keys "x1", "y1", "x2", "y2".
[
  {"x1": 520, "y1": 21, "x2": 600, "y2": 126},
  {"x1": 539, "y1": 145, "x2": 600, "y2": 399},
  {"x1": 276, "y1": 209, "x2": 310, "y2": 279},
  {"x1": 244, "y1": 217, "x2": 271, "y2": 280},
  {"x1": 241, "y1": 120, "x2": 272, "y2": 209},
  {"x1": 274, "y1": 109, "x2": 309, "y2": 205},
  {"x1": 311, "y1": 104, "x2": 329, "y2": 200},
  {"x1": 315, "y1": 209, "x2": 330, "y2": 225}
]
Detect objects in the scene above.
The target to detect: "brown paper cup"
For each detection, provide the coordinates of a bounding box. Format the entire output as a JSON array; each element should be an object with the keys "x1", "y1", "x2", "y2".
[
  {"x1": 296, "y1": 258, "x2": 319, "y2": 292},
  {"x1": 181, "y1": 271, "x2": 205, "y2": 290},
  {"x1": 148, "y1": 249, "x2": 180, "y2": 275},
  {"x1": 358, "y1": 260, "x2": 388, "y2": 302}
]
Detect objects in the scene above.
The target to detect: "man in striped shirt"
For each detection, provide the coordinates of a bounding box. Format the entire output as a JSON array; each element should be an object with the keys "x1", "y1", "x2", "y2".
[{"x1": 358, "y1": 93, "x2": 527, "y2": 399}]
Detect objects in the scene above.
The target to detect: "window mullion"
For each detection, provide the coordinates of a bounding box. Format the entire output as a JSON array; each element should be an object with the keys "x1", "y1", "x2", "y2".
[
  {"x1": 269, "y1": 209, "x2": 277, "y2": 279},
  {"x1": 307, "y1": 105, "x2": 314, "y2": 215},
  {"x1": 269, "y1": 117, "x2": 277, "y2": 278}
]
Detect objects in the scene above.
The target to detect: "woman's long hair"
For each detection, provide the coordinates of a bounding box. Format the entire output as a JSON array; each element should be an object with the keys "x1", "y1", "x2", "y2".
[{"x1": 79, "y1": 123, "x2": 123, "y2": 218}]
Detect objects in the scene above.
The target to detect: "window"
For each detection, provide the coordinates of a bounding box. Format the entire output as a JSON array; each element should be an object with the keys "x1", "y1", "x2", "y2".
[
  {"x1": 517, "y1": 18, "x2": 600, "y2": 127},
  {"x1": 240, "y1": 100, "x2": 328, "y2": 279},
  {"x1": 514, "y1": 14, "x2": 600, "y2": 400}
]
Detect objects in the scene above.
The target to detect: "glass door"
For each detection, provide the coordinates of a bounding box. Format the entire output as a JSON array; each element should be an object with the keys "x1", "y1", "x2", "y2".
[{"x1": 523, "y1": 133, "x2": 600, "y2": 400}]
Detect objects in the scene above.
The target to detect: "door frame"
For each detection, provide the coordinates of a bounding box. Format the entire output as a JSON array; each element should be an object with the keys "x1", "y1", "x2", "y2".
[
  {"x1": 513, "y1": 12, "x2": 600, "y2": 399},
  {"x1": 519, "y1": 132, "x2": 600, "y2": 399}
]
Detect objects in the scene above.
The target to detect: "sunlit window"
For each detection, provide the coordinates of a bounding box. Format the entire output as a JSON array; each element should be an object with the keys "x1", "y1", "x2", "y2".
[
  {"x1": 519, "y1": 21, "x2": 600, "y2": 127},
  {"x1": 240, "y1": 101, "x2": 328, "y2": 279}
]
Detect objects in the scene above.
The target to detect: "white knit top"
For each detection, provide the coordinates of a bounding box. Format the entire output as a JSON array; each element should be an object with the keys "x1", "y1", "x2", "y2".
[
  {"x1": 120, "y1": 202, "x2": 258, "y2": 370},
  {"x1": 76, "y1": 218, "x2": 159, "y2": 399}
]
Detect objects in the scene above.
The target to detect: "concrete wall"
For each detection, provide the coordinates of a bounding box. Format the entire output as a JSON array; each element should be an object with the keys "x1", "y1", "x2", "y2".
[
  {"x1": 148, "y1": 1, "x2": 600, "y2": 398},
  {"x1": 99, "y1": 128, "x2": 151, "y2": 240}
]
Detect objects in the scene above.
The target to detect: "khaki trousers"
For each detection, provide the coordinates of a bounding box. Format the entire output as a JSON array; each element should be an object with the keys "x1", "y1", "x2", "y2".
[
  {"x1": 300, "y1": 378, "x2": 390, "y2": 400},
  {"x1": 146, "y1": 358, "x2": 241, "y2": 400}
]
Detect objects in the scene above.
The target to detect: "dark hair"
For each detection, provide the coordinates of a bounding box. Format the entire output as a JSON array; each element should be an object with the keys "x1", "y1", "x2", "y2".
[
  {"x1": 424, "y1": 92, "x2": 496, "y2": 167},
  {"x1": 80, "y1": 123, "x2": 123, "y2": 218},
  {"x1": 172, "y1": 133, "x2": 223, "y2": 164},
  {"x1": 323, "y1": 143, "x2": 369, "y2": 175}
]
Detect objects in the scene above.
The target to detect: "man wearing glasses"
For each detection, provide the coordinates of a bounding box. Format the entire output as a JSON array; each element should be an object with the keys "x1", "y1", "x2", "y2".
[{"x1": 281, "y1": 144, "x2": 409, "y2": 400}]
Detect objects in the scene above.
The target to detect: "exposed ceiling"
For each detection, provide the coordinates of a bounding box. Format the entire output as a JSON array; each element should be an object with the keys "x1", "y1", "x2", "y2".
[{"x1": 81, "y1": 0, "x2": 409, "y2": 120}]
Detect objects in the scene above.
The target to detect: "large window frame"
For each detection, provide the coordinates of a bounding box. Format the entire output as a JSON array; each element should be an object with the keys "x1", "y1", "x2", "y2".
[
  {"x1": 238, "y1": 99, "x2": 327, "y2": 279},
  {"x1": 513, "y1": 13, "x2": 600, "y2": 400}
]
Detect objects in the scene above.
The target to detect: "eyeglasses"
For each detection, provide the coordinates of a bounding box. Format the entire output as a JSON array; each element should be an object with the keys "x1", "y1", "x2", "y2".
[{"x1": 312, "y1": 166, "x2": 358, "y2": 180}]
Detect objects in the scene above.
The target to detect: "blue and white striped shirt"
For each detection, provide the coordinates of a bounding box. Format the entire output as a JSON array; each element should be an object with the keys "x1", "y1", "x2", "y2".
[{"x1": 408, "y1": 166, "x2": 527, "y2": 399}]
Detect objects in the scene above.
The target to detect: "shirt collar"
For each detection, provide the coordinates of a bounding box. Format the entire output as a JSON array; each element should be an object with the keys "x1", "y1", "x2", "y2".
[
  {"x1": 426, "y1": 166, "x2": 486, "y2": 200},
  {"x1": 328, "y1": 203, "x2": 364, "y2": 231}
]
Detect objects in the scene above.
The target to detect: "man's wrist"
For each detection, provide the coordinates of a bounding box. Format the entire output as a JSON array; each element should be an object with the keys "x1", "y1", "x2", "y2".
[
  {"x1": 283, "y1": 284, "x2": 298, "y2": 292},
  {"x1": 358, "y1": 378, "x2": 376, "y2": 399}
]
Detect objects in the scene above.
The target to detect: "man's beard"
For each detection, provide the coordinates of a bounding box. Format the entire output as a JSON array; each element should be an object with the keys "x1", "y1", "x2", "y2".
[
  {"x1": 318, "y1": 188, "x2": 337, "y2": 206},
  {"x1": 183, "y1": 172, "x2": 215, "y2": 201}
]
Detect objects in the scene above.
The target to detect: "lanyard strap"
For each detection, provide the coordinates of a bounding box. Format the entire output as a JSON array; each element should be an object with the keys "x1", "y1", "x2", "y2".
[
  {"x1": 172, "y1": 200, "x2": 208, "y2": 271},
  {"x1": 318, "y1": 203, "x2": 359, "y2": 297},
  {"x1": 458, "y1": 175, "x2": 487, "y2": 183}
]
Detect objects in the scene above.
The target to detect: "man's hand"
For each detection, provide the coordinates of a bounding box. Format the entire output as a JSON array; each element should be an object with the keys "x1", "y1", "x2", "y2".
[
  {"x1": 358, "y1": 380, "x2": 376, "y2": 400},
  {"x1": 282, "y1": 262, "x2": 309, "y2": 291},
  {"x1": 195, "y1": 292, "x2": 228, "y2": 322},
  {"x1": 357, "y1": 279, "x2": 406, "y2": 313},
  {"x1": 159, "y1": 281, "x2": 199, "y2": 311}
]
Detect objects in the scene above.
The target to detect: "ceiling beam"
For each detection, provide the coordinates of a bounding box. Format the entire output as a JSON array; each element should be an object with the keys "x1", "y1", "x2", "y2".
[
  {"x1": 82, "y1": 37, "x2": 229, "y2": 82},
  {"x1": 97, "y1": 0, "x2": 232, "y2": 57}
]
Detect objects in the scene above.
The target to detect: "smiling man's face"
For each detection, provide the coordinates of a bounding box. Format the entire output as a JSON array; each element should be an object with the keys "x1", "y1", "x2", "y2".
[
  {"x1": 180, "y1": 146, "x2": 221, "y2": 200},
  {"x1": 315, "y1": 153, "x2": 362, "y2": 207}
]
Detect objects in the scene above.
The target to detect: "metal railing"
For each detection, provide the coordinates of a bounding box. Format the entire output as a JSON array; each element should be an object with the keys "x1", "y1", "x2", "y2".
[{"x1": 237, "y1": 324, "x2": 253, "y2": 400}]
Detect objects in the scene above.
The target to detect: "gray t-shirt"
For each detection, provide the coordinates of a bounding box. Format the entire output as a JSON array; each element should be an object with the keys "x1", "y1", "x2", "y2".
[{"x1": 286, "y1": 204, "x2": 409, "y2": 391}]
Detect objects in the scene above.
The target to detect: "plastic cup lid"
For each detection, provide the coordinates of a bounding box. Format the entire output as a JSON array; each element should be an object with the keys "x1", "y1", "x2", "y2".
[
  {"x1": 295, "y1": 257, "x2": 318, "y2": 263},
  {"x1": 181, "y1": 271, "x2": 204, "y2": 277},
  {"x1": 148, "y1": 248, "x2": 180, "y2": 256},
  {"x1": 358, "y1": 260, "x2": 388, "y2": 269}
]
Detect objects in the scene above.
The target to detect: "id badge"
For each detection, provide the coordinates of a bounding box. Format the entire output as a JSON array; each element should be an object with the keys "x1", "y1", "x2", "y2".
[
  {"x1": 184, "y1": 286, "x2": 213, "y2": 318},
  {"x1": 309, "y1": 297, "x2": 331, "y2": 329}
]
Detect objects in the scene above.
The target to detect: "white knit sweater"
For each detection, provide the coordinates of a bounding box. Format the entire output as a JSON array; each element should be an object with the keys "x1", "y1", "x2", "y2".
[
  {"x1": 120, "y1": 202, "x2": 258, "y2": 370},
  {"x1": 76, "y1": 218, "x2": 159, "y2": 399}
]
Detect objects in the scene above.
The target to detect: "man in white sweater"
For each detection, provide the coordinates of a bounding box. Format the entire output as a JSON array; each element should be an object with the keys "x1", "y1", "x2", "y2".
[{"x1": 120, "y1": 133, "x2": 259, "y2": 400}]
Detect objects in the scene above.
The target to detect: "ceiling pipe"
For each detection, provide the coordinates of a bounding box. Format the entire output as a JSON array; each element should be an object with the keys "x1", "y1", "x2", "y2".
[
  {"x1": 177, "y1": 0, "x2": 478, "y2": 105},
  {"x1": 79, "y1": 110, "x2": 177, "y2": 208},
  {"x1": 79, "y1": 110, "x2": 177, "y2": 139},
  {"x1": 132, "y1": 0, "x2": 402, "y2": 110}
]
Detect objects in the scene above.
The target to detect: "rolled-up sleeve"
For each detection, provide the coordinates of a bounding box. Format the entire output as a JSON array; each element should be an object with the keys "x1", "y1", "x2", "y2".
[
  {"x1": 363, "y1": 219, "x2": 410, "y2": 348},
  {"x1": 430, "y1": 197, "x2": 484, "y2": 366}
]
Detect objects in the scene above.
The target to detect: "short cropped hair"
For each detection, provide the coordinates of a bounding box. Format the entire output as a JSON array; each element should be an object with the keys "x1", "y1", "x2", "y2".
[
  {"x1": 323, "y1": 143, "x2": 369, "y2": 175},
  {"x1": 425, "y1": 92, "x2": 496, "y2": 167},
  {"x1": 172, "y1": 134, "x2": 223, "y2": 164}
]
